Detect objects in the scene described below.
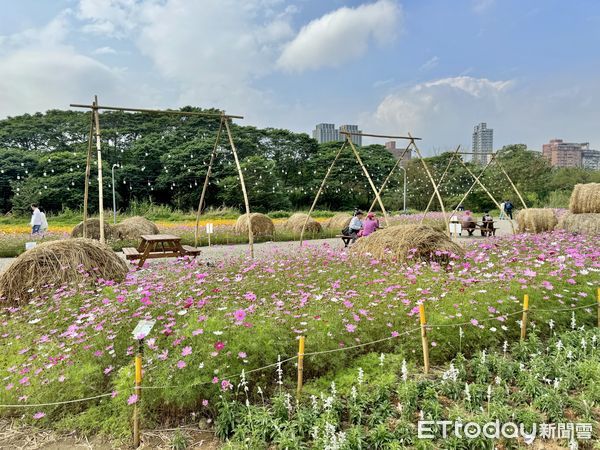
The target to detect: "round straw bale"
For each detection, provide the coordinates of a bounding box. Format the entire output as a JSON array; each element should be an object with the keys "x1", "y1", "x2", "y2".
[
  {"x1": 326, "y1": 213, "x2": 352, "y2": 230},
  {"x1": 71, "y1": 218, "x2": 113, "y2": 240},
  {"x1": 0, "y1": 238, "x2": 128, "y2": 305},
  {"x1": 569, "y1": 183, "x2": 600, "y2": 214},
  {"x1": 285, "y1": 213, "x2": 322, "y2": 234},
  {"x1": 351, "y1": 224, "x2": 464, "y2": 264},
  {"x1": 113, "y1": 216, "x2": 160, "y2": 240},
  {"x1": 516, "y1": 208, "x2": 557, "y2": 233},
  {"x1": 234, "y1": 213, "x2": 275, "y2": 236},
  {"x1": 556, "y1": 212, "x2": 600, "y2": 235}
]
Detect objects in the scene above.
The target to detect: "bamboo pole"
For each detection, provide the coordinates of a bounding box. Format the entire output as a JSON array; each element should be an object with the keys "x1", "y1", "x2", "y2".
[
  {"x1": 419, "y1": 303, "x2": 430, "y2": 374},
  {"x1": 194, "y1": 118, "x2": 224, "y2": 247},
  {"x1": 299, "y1": 141, "x2": 347, "y2": 245},
  {"x1": 93, "y1": 96, "x2": 105, "y2": 244},
  {"x1": 459, "y1": 157, "x2": 516, "y2": 235},
  {"x1": 445, "y1": 156, "x2": 496, "y2": 231},
  {"x1": 421, "y1": 145, "x2": 461, "y2": 221},
  {"x1": 82, "y1": 111, "x2": 95, "y2": 239},
  {"x1": 223, "y1": 119, "x2": 254, "y2": 258},
  {"x1": 597, "y1": 288, "x2": 599, "y2": 328},
  {"x1": 367, "y1": 142, "x2": 412, "y2": 214},
  {"x1": 520, "y1": 294, "x2": 529, "y2": 340},
  {"x1": 133, "y1": 343, "x2": 143, "y2": 447},
  {"x1": 409, "y1": 135, "x2": 448, "y2": 233},
  {"x1": 339, "y1": 131, "x2": 421, "y2": 140},
  {"x1": 296, "y1": 336, "x2": 305, "y2": 399},
  {"x1": 494, "y1": 158, "x2": 529, "y2": 210},
  {"x1": 347, "y1": 137, "x2": 390, "y2": 227},
  {"x1": 70, "y1": 103, "x2": 243, "y2": 119}
]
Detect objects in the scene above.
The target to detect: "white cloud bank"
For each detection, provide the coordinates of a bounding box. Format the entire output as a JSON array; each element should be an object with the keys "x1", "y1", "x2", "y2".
[{"x1": 278, "y1": 0, "x2": 401, "y2": 72}]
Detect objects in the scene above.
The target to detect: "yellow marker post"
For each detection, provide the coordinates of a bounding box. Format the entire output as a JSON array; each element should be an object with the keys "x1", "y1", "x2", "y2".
[
  {"x1": 133, "y1": 350, "x2": 143, "y2": 448},
  {"x1": 597, "y1": 288, "x2": 600, "y2": 328},
  {"x1": 419, "y1": 304, "x2": 430, "y2": 374},
  {"x1": 297, "y1": 336, "x2": 305, "y2": 399},
  {"x1": 520, "y1": 294, "x2": 529, "y2": 340}
]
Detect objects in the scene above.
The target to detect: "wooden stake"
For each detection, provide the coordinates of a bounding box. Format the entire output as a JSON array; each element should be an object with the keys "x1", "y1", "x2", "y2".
[
  {"x1": 409, "y1": 135, "x2": 448, "y2": 234},
  {"x1": 368, "y1": 142, "x2": 412, "y2": 214},
  {"x1": 82, "y1": 111, "x2": 95, "y2": 239},
  {"x1": 223, "y1": 119, "x2": 254, "y2": 258},
  {"x1": 494, "y1": 159, "x2": 528, "y2": 210},
  {"x1": 419, "y1": 304, "x2": 430, "y2": 374},
  {"x1": 300, "y1": 141, "x2": 347, "y2": 245},
  {"x1": 93, "y1": 96, "x2": 105, "y2": 244},
  {"x1": 347, "y1": 137, "x2": 390, "y2": 226},
  {"x1": 296, "y1": 336, "x2": 305, "y2": 399},
  {"x1": 421, "y1": 145, "x2": 461, "y2": 221},
  {"x1": 520, "y1": 294, "x2": 529, "y2": 340},
  {"x1": 194, "y1": 117, "x2": 223, "y2": 247},
  {"x1": 133, "y1": 346, "x2": 143, "y2": 448}
]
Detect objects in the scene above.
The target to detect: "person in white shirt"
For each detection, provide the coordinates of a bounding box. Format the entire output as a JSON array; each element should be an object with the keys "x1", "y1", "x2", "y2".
[
  {"x1": 348, "y1": 210, "x2": 364, "y2": 243},
  {"x1": 30, "y1": 204, "x2": 42, "y2": 234}
]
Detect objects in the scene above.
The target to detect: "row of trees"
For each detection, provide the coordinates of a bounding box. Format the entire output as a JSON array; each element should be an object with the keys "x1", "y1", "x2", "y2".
[{"x1": 1, "y1": 109, "x2": 598, "y2": 215}]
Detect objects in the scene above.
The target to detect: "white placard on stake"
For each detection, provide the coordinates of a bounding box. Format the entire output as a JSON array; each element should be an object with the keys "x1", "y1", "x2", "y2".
[
  {"x1": 132, "y1": 319, "x2": 156, "y2": 340},
  {"x1": 206, "y1": 223, "x2": 214, "y2": 234}
]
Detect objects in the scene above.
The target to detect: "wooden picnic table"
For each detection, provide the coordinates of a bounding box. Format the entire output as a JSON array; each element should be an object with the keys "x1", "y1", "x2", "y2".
[{"x1": 122, "y1": 234, "x2": 201, "y2": 268}]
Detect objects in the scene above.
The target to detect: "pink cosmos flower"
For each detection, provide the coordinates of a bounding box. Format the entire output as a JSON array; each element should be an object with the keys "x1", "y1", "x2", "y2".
[
  {"x1": 244, "y1": 292, "x2": 257, "y2": 301},
  {"x1": 346, "y1": 324, "x2": 356, "y2": 333},
  {"x1": 202, "y1": 399, "x2": 209, "y2": 406},
  {"x1": 238, "y1": 352, "x2": 247, "y2": 358},
  {"x1": 233, "y1": 309, "x2": 246, "y2": 322},
  {"x1": 127, "y1": 394, "x2": 138, "y2": 405},
  {"x1": 214, "y1": 341, "x2": 225, "y2": 351},
  {"x1": 177, "y1": 360, "x2": 187, "y2": 369},
  {"x1": 470, "y1": 319, "x2": 479, "y2": 326},
  {"x1": 181, "y1": 346, "x2": 192, "y2": 357},
  {"x1": 221, "y1": 380, "x2": 233, "y2": 391},
  {"x1": 33, "y1": 412, "x2": 45, "y2": 420}
]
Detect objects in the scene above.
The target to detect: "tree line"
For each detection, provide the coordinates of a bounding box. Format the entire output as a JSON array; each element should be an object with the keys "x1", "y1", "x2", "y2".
[{"x1": 0, "y1": 109, "x2": 598, "y2": 216}]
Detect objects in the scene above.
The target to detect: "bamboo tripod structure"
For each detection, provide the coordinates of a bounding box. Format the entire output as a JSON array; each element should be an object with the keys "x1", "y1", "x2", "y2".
[
  {"x1": 367, "y1": 141, "x2": 412, "y2": 214},
  {"x1": 72, "y1": 98, "x2": 253, "y2": 255},
  {"x1": 420, "y1": 145, "x2": 461, "y2": 220}
]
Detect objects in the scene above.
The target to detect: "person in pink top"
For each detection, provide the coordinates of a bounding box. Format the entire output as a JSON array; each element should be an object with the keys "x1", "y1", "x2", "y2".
[{"x1": 361, "y1": 212, "x2": 380, "y2": 237}]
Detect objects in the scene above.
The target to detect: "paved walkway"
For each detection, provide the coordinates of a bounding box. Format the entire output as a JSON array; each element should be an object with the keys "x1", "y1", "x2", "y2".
[{"x1": 0, "y1": 220, "x2": 517, "y2": 272}]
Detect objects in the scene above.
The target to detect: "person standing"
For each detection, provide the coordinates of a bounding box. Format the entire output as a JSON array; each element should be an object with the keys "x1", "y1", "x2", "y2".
[
  {"x1": 30, "y1": 204, "x2": 42, "y2": 234},
  {"x1": 40, "y1": 207, "x2": 48, "y2": 235},
  {"x1": 504, "y1": 200, "x2": 514, "y2": 220},
  {"x1": 348, "y1": 210, "x2": 364, "y2": 243}
]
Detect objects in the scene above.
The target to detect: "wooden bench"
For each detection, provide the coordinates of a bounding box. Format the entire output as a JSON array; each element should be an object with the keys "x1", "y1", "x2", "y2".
[
  {"x1": 336, "y1": 234, "x2": 353, "y2": 248},
  {"x1": 181, "y1": 245, "x2": 202, "y2": 257},
  {"x1": 125, "y1": 235, "x2": 202, "y2": 267},
  {"x1": 123, "y1": 247, "x2": 141, "y2": 260}
]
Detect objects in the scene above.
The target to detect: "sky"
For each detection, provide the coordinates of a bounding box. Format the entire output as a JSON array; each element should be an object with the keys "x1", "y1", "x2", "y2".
[{"x1": 0, "y1": 0, "x2": 599, "y2": 154}]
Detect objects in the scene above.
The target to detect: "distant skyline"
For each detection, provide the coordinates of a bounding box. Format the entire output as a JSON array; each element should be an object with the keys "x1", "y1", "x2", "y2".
[{"x1": 1, "y1": 0, "x2": 599, "y2": 154}]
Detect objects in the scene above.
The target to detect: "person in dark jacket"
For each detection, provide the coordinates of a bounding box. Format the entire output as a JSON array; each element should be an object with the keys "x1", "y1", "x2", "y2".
[{"x1": 504, "y1": 200, "x2": 514, "y2": 220}]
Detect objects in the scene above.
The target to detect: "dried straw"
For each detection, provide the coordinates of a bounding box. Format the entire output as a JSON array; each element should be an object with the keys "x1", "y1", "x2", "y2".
[
  {"x1": 516, "y1": 208, "x2": 558, "y2": 233},
  {"x1": 351, "y1": 224, "x2": 464, "y2": 264},
  {"x1": 71, "y1": 218, "x2": 113, "y2": 240},
  {"x1": 556, "y1": 212, "x2": 600, "y2": 235},
  {"x1": 0, "y1": 238, "x2": 128, "y2": 305},
  {"x1": 285, "y1": 213, "x2": 322, "y2": 234},
  {"x1": 326, "y1": 213, "x2": 352, "y2": 231},
  {"x1": 569, "y1": 183, "x2": 600, "y2": 214},
  {"x1": 113, "y1": 216, "x2": 160, "y2": 240},
  {"x1": 234, "y1": 213, "x2": 275, "y2": 236}
]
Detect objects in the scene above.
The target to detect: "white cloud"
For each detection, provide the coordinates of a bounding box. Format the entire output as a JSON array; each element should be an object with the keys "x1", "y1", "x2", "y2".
[
  {"x1": 416, "y1": 76, "x2": 512, "y2": 97},
  {"x1": 419, "y1": 56, "x2": 439, "y2": 71},
  {"x1": 93, "y1": 46, "x2": 117, "y2": 55},
  {"x1": 472, "y1": 0, "x2": 495, "y2": 14},
  {"x1": 278, "y1": 0, "x2": 401, "y2": 72}
]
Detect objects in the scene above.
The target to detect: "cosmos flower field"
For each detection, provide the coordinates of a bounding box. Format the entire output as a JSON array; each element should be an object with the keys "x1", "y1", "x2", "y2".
[{"x1": 0, "y1": 230, "x2": 598, "y2": 437}]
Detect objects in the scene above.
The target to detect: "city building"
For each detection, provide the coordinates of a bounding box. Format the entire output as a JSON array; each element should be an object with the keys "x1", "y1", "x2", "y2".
[
  {"x1": 339, "y1": 124, "x2": 362, "y2": 146},
  {"x1": 582, "y1": 148, "x2": 600, "y2": 171},
  {"x1": 312, "y1": 123, "x2": 339, "y2": 144},
  {"x1": 384, "y1": 141, "x2": 412, "y2": 167},
  {"x1": 472, "y1": 122, "x2": 494, "y2": 164},
  {"x1": 542, "y1": 139, "x2": 587, "y2": 168}
]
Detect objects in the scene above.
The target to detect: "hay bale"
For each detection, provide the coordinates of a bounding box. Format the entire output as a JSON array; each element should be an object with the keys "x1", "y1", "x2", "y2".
[
  {"x1": 285, "y1": 213, "x2": 322, "y2": 234},
  {"x1": 556, "y1": 212, "x2": 600, "y2": 235},
  {"x1": 234, "y1": 213, "x2": 275, "y2": 236},
  {"x1": 0, "y1": 238, "x2": 128, "y2": 305},
  {"x1": 569, "y1": 183, "x2": 600, "y2": 214},
  {"x1": 71, "y1": 218, "x2": 113, "y2": 240},
  {"x1": 351, "y1": 224, "x2": 464, "y2": 264},
  {"x1": 113, "y1": 216, "x2": 160, "y2": 240},
  {"x1": 326, "y1": 213, "x2": 352, "y2": 230},
  {"x1": 516, "y1": 208, "x2": 558, "y2": 233}
]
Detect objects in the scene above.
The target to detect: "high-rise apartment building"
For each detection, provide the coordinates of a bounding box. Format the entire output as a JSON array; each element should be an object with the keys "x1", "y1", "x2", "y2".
[
  {"x1": 582, "y1": 148, "x2": 600, "y2": 171},
  {"x1": 472, "y1": 122, "x2": 494, "y2": 164},
  {"x1": 339, "y1": 124, "x2": 362, "y2": 146},
  {"x1": 312, "y1": 123, "x2": 339, "y2": 144},
  {"x1": 542, "y1": 139, "x2": 587, "y2": 168},
  {"x1": 384, "y1": 141, "x2": 412, "y2": 167}
]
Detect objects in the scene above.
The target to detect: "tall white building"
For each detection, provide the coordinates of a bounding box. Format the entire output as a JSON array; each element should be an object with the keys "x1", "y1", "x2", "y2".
[
  {"x1": 472, "y1": 122, "x2": 493, "y2": 164},
  {"x1": 312, "y1": 123, "x2": 339, "y2": 144},
  {"x1": 339, "y1": 124, "x2": 362, "y2": 146}
]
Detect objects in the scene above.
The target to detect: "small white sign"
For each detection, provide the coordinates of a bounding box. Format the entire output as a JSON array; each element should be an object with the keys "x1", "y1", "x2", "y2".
[
  {"x1": 206, "y1": 223, "x2": 214, "y2": 234},
  {"x1": 25, "y1": 242, "x2": 37, "y2": 250},
  {"x1": 132, "y1": 319, "x2": 156, "y2": 340}
]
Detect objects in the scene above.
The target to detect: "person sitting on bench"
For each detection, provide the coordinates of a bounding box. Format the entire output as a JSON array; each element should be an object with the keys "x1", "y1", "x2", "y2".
[
  {"x1": 481, "y1": 211, "x2": 494, "y2": 236},
  {"x1": 461, "y1": 210, "x2": 477, "y2": 236},
  {"x1": 361, "y1": 212, "x2": 380, "y2": 237},
  {"x1": 347, "y1": 210, "x2": 364, "y2": 243}
]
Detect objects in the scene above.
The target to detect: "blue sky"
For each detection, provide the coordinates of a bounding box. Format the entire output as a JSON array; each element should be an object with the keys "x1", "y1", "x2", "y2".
[{"x1": 1, "y1": 0, "x2": 599, "y2": 153}]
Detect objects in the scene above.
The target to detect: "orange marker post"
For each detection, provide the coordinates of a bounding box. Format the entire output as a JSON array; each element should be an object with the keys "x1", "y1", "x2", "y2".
[
  {"x1": 133, "y1": 347, "x2": 143, "y2": 447},
  {"x1": 419, "y1": 304, "x2": 430, "y2": 374}
]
